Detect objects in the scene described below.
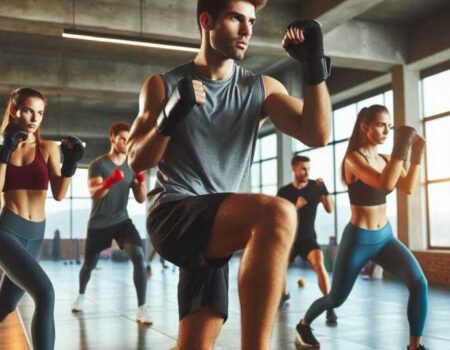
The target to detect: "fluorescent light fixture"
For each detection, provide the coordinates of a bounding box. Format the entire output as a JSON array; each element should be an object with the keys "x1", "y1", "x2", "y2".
[{"x1": 62, "y1": 28, "x2": 200, "y2": 53}]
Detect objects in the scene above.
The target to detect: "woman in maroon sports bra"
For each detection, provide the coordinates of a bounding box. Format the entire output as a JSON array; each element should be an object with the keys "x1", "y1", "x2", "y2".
[{"x1": 0, "y1": 87, "x2": 84, "y2": 350}]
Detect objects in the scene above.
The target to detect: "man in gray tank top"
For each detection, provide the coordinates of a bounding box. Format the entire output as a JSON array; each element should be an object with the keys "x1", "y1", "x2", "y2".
[
  {"x1": 72, "y1": 122, "x2": 152, "y2": 325},
  {"x1": 127, "y1": 0, "x2": 331, "y2": 348}
]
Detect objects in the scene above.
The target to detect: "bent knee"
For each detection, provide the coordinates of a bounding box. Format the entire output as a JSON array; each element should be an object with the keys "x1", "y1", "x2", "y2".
[
  {"x1": 259, "y1": 197, "x2": 297, "y2": 236},
  {"x1": 410, "y1": 274, "x2": 428, "y2": 292}
]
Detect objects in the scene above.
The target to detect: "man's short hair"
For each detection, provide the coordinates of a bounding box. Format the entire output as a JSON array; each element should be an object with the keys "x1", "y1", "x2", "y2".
[
  {"x1": 109, "y1": 121, "x2": 130, "y2": 137},
  {"x1": 291, "y1": 155, "x2": 310, "y2": 167},
  {"x1": 196, "y1": 0, "x2": 267, "y2": 33}
]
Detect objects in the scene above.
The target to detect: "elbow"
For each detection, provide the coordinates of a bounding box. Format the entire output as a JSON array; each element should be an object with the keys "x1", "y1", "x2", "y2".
[{"x1": 54, "y1": 194, "x2": 64, "y2": 202}]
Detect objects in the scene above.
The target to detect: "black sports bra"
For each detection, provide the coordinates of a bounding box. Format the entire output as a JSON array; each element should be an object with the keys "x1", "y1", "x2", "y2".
[{"x1": 347, "y1": 151, "x2": 392, "y2": 206}]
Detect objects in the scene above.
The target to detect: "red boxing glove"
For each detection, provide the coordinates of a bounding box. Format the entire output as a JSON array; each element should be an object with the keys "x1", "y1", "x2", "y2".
[
  {"x1": 102, "y1": 168, "x2": 125, "y2": 189},
  {"x1": 135, "y1": 171, "x2": 145, "y2": 183}
]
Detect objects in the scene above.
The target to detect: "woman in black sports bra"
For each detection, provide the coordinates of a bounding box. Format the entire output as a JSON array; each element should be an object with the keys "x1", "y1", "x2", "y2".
[
  {"x1": 295, "y1": 105, "x2": 429, "y2": 350},
  {"x1": 0, "y1": 87, "x2": 84, "y2": 350}
]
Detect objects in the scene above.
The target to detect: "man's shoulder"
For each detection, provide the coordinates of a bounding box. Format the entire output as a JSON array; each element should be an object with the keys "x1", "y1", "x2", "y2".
[
  {"x1": 89, "y1": 154, "x2": 108, "y2": 168},
  {"x1": 278, "y1": 183, "x2": 294, "y2": 194}
]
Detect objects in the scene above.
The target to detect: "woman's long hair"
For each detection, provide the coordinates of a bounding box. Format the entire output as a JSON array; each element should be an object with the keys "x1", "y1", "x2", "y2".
[
  {"x1": 341, "y1": 104, "x2": 389, "y2": 184},
  {"x1": 2, "y1": 87, "x2": 47, "y2": 140}
]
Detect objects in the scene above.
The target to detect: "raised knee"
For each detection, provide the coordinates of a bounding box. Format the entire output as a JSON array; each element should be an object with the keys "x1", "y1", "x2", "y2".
[
  {"x1": 327, "y1": 294, "x2": 345, "y2": 309},
  {"x1": 262, "y1": 197, "x2": 297, "y2": 239}
]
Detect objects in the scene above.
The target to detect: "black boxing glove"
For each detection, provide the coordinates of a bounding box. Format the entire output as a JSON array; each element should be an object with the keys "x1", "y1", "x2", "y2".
[
  {"x1": 0, "y1": 123, "x2": 28, "y2": 163},
  {"x1": 61, "y1": 136, "x2": 85, "y2": 177},
  {"x1": 284, "y1": 20, "x2": 331, "y2": 86},
  {"x1": 391, "y1": 126, "x2": 416, "y2": 161},
  {"x1": 156, "y1": 78, "x2": 196, "y2": 136}
]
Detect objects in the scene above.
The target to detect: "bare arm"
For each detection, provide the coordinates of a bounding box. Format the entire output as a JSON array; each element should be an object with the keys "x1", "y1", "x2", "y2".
[
  {"x1": 127, "y1": 75, "x2": 169, "y2": 172},
  {"x1": 47, "y1": 141, "x2": 71, "y2": 201},
  {"x1": 131, "y1": 176, "x2": 147, "y2": 203},
  {"x1": 0, "y1": 163, "x2": 6, "y2": 192},
  {"x1": 88, "y1": 176, "x2": 110, "y2": 200},
  {"x1": 345, "y1": 152, "x2": 404, "y2": 192},
  {"x1": 262, "y1": 76, "x2": 330, "y2": 147},
  {"x1": 396, "y1": 134, "x2": 425, "y2": 195}
]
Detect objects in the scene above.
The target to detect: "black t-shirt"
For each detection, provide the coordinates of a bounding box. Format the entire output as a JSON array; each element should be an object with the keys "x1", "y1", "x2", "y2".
[{"x1": 277, "y1": 180, "x2": 329, "y2": 240}]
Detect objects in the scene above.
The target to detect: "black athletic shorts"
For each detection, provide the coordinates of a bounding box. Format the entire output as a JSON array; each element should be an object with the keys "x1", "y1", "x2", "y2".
[
  {"x1": 147, "y1": 193, "x2": 232, "y2": 321},
  {"x1": 289, "y1": 237, "x2": 321, "y2": 263},
  {"x1": 85, "y1": 219, "x2": 143, "y2": 256}
]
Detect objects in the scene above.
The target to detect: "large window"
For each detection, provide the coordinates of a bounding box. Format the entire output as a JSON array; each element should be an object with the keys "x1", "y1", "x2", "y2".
[
  {"x1": 44, "y1": 168, "x2": 150, "y2": 240},
  {"x1": 295, "y1": 90, "x2": 396, "y2": 244},
  {"x1": 251, "y1": 133, "x2": 278, "y2": 195},
  {"x1": 422, "y1": 69, "x2": 450, "y2": 248}
]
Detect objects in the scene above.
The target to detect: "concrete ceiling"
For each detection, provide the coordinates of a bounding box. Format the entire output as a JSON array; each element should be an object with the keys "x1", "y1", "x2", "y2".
[{"x1": 0, "y1": 0, "x2": 449, "y2": 165}]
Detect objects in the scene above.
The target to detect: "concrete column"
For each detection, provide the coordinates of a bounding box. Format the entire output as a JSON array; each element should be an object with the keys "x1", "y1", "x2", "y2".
[
  {"x1": 277, "y1": 130, "x2": 292, "y2": 189},
  {"x1": 391, "y1": 65, "x2": 426, "y2": 250}
]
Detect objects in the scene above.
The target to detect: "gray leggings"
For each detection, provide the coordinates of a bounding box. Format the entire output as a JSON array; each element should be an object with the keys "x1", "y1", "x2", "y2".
[{"x1": 0, "y1": 208, "x2": 54, "y2": 350}]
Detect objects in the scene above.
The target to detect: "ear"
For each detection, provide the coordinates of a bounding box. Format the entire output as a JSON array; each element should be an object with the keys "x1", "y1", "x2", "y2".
[
  {"x1": 199, "y1": 12, "x2": 213, "y2": 31},
  {"x1": 360, "y1": 122, "x2": 369, "y2": 133},
  {"x1": 9, "y1": 105, "x2": 17, "y2": 117}
]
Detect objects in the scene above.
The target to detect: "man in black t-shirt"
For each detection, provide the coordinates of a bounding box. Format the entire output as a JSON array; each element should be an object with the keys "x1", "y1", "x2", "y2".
[{"x1": 277, "y1": 155, "x2": 337, "y2": 324}]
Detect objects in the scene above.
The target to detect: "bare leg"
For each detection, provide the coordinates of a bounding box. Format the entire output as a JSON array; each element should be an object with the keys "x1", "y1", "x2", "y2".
[
  {"x1": 306, "y1": 249, "x2": 330, "y2": 295},
  {"x1": 204, "y1": 193, "x2": 296, "y2": 350},
  {"x1": 176, "y1": 307, "x2": 224, "y2": 350}
]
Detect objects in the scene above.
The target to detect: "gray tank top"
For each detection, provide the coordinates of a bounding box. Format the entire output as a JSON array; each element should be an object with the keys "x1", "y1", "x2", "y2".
[{"x1": 148, "y1": 62, "x2": 265, "y2": 209}]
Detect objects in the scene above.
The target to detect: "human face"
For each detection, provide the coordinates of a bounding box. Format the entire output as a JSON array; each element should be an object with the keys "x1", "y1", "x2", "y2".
[
  {"x1": 292, "y1": 161, "x2": 310, "y2": 183},
  {"x1": 12, "y1": 97, "x2": 45, "y2": 134},
  {"x1": 209, "y1": 1, "x2": 256, "y2": 60},
  {"x1": 111, "y1": 130, "x2": 129, "y2": 155},
  {"x1": 362, "y1": 111, "x2": 391, "y2": 145}
]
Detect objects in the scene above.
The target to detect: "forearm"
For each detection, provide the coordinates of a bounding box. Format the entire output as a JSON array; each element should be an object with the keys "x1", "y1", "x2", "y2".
[
  {"x1": 127, "y1": 124, "x2": 169, "y2": 173},
  {"x1": 301, "y1": 83, "x2": 331, "y2": 147},
  {"x1": 133, "y1": 181, "x2": 147, "y2": 203},
  {"x1": 90, "y1": 184, "x2": 110, "y2": 200},
  {"x1": 51, "y1": 176, "x2": 71, "y2": 201},
  {"x1": 379, "y1": 159, "x2": 404, "y2": 191},
  {"x1": 322, "y1": 195, "x2": 333, "y2": 213},
  {"x1": 0, "y1": 164, "x2": 6, "y2": 192},
  {"x1": 397, "y1": 163, "x2": 420, "y2": 194}
]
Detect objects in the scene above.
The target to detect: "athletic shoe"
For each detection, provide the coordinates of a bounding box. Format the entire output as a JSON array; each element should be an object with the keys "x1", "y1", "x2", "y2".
[
  {"x1": 136, "y1": 306, "x2": 153, "y2": 326},
  {"x1": 71, "y1": 295, "x2": 84, "y2": 312},
  {"x1": 326, "y1": 309, "x2": 338, "y2": 324},
  {"x1": 279, "y1": 292, "x2": 290, "y2": 309},
  {"x1": 295, "y1": 322, "x2": 320, "y2": 348}
]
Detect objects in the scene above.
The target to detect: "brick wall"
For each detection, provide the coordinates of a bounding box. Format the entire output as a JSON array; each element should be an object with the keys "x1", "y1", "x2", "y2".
[{"x1": 413, "y1": 251, "x2": 450, "y2": 287}]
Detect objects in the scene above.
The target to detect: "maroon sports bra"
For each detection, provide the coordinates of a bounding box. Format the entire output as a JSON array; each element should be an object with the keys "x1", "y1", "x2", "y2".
[{"x1": 3, "y1": 141, "x2": 49, "y2": 191}]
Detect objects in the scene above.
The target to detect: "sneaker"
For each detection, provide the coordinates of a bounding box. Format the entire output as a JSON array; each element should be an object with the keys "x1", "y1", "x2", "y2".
[
  {"x1": 295, "y1": 322, "x2": 320, "y2": 348},
  {"x1": 407, "y1": 345, "x2": 429, "y2": 350},
  {"x1": 136, "y1": 307, "x2": 153, "y2": 326},
  {"x1": 279, "y1": 292, "x2": 290, "y2": 309},
  {"x1": 325, "y1": 309, "x2": 338, "y2": 325},
  {"x1": 160, "y1": 258, "x2": 169, "y2": 269},
  {"x1": 71, "y1": 295, "x2": 84, "y2": 312}
]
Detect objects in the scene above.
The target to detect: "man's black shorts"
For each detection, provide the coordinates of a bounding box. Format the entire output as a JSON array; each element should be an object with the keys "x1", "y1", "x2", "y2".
[
  {"x1": 147, "y1": 193, "x2": 232, "y2": 321},
  {"x1": 85, "y1": 219, "x2": 143, "y2": 256},
  {"x1": 289, "y1": 237, "x2": 321, "y2": 263}
]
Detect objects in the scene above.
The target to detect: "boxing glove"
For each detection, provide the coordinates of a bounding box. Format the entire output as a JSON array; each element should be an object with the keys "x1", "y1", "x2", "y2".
[
  {"x1": 0, "y1": 123, "x2": 28, "y2": 164},
  {"x1": 284, "y1": 20, "x2": 331, "y2": 86},
  {"x1": 102, "y1": 168, "x2": 125, "y2": 189},
  {"x1": 391, "y1": 126, "x2": 416, "y2": 161},
  {"x1": 61, "y1": 136, "x2": 85, "y2": 177},
  {"x1": 135, "y1": 171, "x2": 145, "y2": 183},
  {"x1": 156, "y1": 78, "x2": 196, "y2": 136}
]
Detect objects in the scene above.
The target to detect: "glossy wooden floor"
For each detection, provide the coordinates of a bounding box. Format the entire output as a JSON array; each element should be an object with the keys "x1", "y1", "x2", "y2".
[{"x1": 15, "y1": 257, "x2": 450, "y2": 349}]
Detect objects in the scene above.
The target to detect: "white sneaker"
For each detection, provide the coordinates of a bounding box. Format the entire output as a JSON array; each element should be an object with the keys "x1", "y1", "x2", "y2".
[
  {"x1": 136, "y1": 306, "x2": 153, "y2": 325},
  {"x1": 71, "y1": 295, "x2": 84, "y2": 312}
]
